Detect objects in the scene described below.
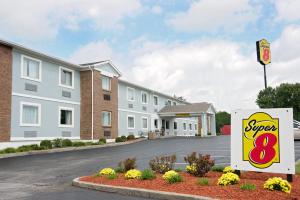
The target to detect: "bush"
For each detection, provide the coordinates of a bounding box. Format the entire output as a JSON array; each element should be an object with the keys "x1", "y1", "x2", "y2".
[
  {"x1": 118, "y1": 158, "x2": 137, "y2": 172},
  {"x1": 125, "y1": 169, "x2": 142, "y2": 179},
  {"x1": 116, "y1": 137, "x2": 126, "y2": 143},
  {"x1": 211, "y1": 165, "x2": 225, "y2": 172},
  {"x1": 175, "y1": 168, "x2": 182, "y2": 172},
  {"x1": 99, "y1": 138, "x2": 106, "y2": 144},
  {"x1": 61, "y1": 139, "x2": 72, "y2": 147},
  {"x1": 223, "y1": 166, "x2": 234, "y2": 173},
  {"x1": 197, "y1": 178, "x2": 209, "y2": 186},
  {"x1": 52, "y1": 138, "x2": 63, "y2": 148},
  {"x1": 162, "y1": 170, "x2": 182, "y2": 184},
  {"x1": 107, "y1": 173, "x2": 117, "y2": 179},
  {"x1": 29, "y1": 144, "x2": 41, "y2": 150},
  {"x1": 263, "y1": 177, "x2": 291, "y2": 193},
  {"x1": 240, "y1": 183, "x2": 256, "y2": 190},
  {"x1": 186, "y1": 163, "x2": 197, "y2": 174},
  {"x1": 99, "y1": 168, "x2": 116, "y2": 176},
  {"x1": 17, "y1": 145, "x2": 32, "y2": 152},
  {"x1": 3, "y1": 147, "x2": 17, "y2": 154},
  {"x1": 121, "y1": 135, "x2": 127, "y2": 141},
  {"x1": 40, "y1": 140, "x2": 52, "y2": 149},
  {"x1": 114, "y1": 166, "x2": 124, "y2": 173},
  {"x1": 127, "y1": 134, "x2": 135, "y2": 140},
  {"x1": 184, "y1": 152, "x2": 214, "y2": 177},
  {"x1": 149, "y1": 154, "x2": 176, "y2": 174},
  {"x1": 72, "y1": 141, "x2": 86, "y2": 147},
  {"x1": 217, "y1": 172, "x2": 240, "y2": 186},
  {"x1": 141, "y1": 169, "x2": 156, "y2": 180}
]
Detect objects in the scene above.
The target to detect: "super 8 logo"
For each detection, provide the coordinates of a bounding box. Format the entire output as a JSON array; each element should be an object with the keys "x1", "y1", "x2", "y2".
[{"x1": 242, "y1": 112, "x2": 280, "y2": 169}]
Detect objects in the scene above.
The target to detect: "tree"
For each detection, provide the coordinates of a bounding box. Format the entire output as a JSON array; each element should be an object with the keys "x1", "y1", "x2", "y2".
[
  {"x1": 256, "y1": 83, "x2": 300, "y2": 121},
  {"x1": 216, "y1": 111, "x2": 231, "y2": 133}
]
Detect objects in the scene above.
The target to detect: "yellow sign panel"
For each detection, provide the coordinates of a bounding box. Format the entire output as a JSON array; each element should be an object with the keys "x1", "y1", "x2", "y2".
[
  {"x1": 175, "y1": 113, "x2": 190, "y2": 117},
  {"x1": 242, "y1": 112, "x2": 280, "y2": 169},
  {"x1": 256, "y1": 39, "x2": 271, "y2": 65}
]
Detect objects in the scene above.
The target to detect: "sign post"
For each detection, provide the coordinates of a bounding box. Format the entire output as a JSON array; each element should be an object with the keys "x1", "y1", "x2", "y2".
[
  {"x1": 256, "y1": 39, "x2": 271, "y2": 89},
  {"x1": 231, "y1": 108, "x2": 295, "y2": 182}
]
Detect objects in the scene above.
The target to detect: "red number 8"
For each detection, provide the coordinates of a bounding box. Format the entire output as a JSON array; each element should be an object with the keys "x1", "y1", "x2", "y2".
[{"x1": 263, "y1": 49, "x2": 269, "y2": 61}]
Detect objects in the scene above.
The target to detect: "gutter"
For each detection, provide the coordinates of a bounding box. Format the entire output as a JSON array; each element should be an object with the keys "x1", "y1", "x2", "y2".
[{"x1": 88, "y1": 66, "x2": 94, "y2": 141}]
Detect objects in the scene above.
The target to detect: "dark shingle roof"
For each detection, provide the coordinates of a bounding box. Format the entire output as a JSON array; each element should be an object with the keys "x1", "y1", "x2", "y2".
[{"x1": 158, "y1": 102, "x2": 213, "y2": 114}]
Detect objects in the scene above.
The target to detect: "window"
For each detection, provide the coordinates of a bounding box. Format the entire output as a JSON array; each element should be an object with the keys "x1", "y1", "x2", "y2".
[
  {"x1": 142, "y1": 117, "x2": 148, "y2": 129},
  {"x1": 174, "y1": 122, "x2": 177, "y2": 130},
  {"x1": 189, "y1": 123, "x2": 192, "y2": 130},
  {"x1": 154, "y1": 119, "x2": 158, "y2": 129},
  {"x1": 127, "y1": 87, "x2": 135, "y2": 101},
  {"x1": 59, "y1": 67, "x2": 74, "y2": 88},
  {"x1": 102, "y1": 76, "x2": 111, "y2": 91},
  {"x1": 20, "y1": 102, "x2": 41, "y2": 126},
  {"x1": 59, "y1": 107, "x2": 74, "y2": 127},
  {"x1": 103, "y1": 94, "x2": 111, "y2": 101},
  {"x1": 141, "y1": 92, "x2": 148, "y2": 104},
  {"x1": 167, "y1": 100, "x2": 172, "y2": 106},
  {"x1": 183, "y1": 123, "x2": 187, "y2": 131},
  {"x1": 166, "y1": 121, "x2": 170, "y2": 129},
  {"x1": 21, "y1": 55, "x2": 41, "y2": 82},
  {"x1": 102, "y1": 111, "x2": 111, "y2": 126},
  {"x1": 195, "y1": 124, "x2": 197, "y2": 130},
  {"x1": 127, "y1": 115, "x2": 135, "y2": 129},
  {"x1": 173, "y1": 102, "x2": 177, "y2": 106},
  {"x1": 153, "y1": 96, "x2": 158, "y2": 106}
]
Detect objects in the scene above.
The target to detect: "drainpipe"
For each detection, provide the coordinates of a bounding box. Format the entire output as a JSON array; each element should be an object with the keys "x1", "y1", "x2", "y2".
[{"x1": 88, "y1": 66, "x2": 94, "y2": 141}]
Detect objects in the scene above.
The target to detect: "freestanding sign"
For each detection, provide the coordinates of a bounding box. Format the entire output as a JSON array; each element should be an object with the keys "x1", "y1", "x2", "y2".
[
  {"x1": 256, "y1": 39, "x2": 271, "y2": 89},
  {"x1": 231, "y1": 108, "x2": 295, "y2": 174}
]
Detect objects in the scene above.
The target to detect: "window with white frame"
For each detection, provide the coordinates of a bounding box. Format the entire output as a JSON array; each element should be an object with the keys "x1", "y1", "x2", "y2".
[
  {"x1": 174, "y1": 122, "x2": 177, "y2": 130},
  {"x1": 195, "y1": 124, "x2": 197, "y2": 130},
  {"x1": 102, "y1": 111, "x2": 111, "y2": 126},
  {"x1": 59, "y1": 107, "x2": 74, "y2": 127},
  {"x1": 153, "y1": 96, "x2": 158, "y2": 106},
  {"x1": 102, "y1": 76, "x2": 111, "y2": 91},
  {"x1": 59, "y1": 67, "x2": 74, "y2": 88},
  {"x1": 154, "y1": 119, "x2": 158, "y2": 129},
  {"x1": 127, "y1": 115, "x2": 135, "y2": 129},
  {"x1": 183, "y1": 123, "x2": 187, "y2": 131},
  {"x1": 21, "y1": 55, "x2": 41, "y2": 81},
  {"x1": 142, "y1": 117, "x2": 148, "y2": 129},
  {"x1": 141, "y1": 92, "x2": 148, "y2": 104},
  {"x1": 127, "y1": 87, "x2": 135, "y2": 101},
  {"x1": 20, "y1": 102, "x2": 41, "y2": 126},
  {"x1": 189, "y1": 123, "x2": 192, "y2": 130}
]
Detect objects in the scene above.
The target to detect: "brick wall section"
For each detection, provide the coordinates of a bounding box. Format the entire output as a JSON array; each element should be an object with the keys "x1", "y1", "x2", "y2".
[
  {"x1": 80, "y1": 70, "x2": 118, "y2": 140},
  {"x1": 0, "y1": 44, "x2": 12, "y2": 142}
]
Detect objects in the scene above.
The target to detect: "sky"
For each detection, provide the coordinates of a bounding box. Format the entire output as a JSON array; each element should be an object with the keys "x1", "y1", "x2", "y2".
[{"x1": 0, "y1": 0, "x2": 299, "y2": 112}]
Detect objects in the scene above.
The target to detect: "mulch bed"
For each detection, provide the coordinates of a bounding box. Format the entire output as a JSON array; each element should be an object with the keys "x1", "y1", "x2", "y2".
[{"x1": 80, "y1": 171, "x2": 300, "y2": 200}]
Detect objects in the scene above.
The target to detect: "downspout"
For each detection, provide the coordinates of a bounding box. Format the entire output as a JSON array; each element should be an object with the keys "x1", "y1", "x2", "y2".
[{"x1": 88, "y1": 66, "x2": 94, "y2": 141}]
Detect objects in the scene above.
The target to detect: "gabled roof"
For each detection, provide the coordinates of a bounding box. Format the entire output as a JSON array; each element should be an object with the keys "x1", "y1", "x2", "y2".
[
  {"x1": 80, "y1": 60, "x2": 122, "y2": 77},
  {"x1": 158, "y1": 102, "x2": 215, "y2": 114}
]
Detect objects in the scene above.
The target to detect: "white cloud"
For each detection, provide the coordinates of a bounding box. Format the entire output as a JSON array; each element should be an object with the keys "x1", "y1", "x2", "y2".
[
  {"x1": 167, "y1": 0, "x2": 260, "y2": 32},
  {"x1": 274, "y1": 0, "x2": 300, "y2": 22},
  {"x1": 151, "y1": 6, "x2": 163, "y2": 15},
  {"x1": 0, "y1": 0, "x2": 142, "y2": 40}
]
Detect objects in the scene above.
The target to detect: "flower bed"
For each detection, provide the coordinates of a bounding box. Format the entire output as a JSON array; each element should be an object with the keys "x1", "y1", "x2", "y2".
[{"x1": 80, "y1": 171, "x2": 300, "y2": 199}]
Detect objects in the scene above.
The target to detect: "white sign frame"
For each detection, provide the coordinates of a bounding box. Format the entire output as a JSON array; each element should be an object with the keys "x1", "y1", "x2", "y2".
[{"x1": 231, "y1": 108, "x2": 295, "y2": 174}]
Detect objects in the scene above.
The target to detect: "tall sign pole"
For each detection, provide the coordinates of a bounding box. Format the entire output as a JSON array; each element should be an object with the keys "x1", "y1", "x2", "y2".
[{"x1": 256, "y1": 39, "x2": 271, "y2": 89}]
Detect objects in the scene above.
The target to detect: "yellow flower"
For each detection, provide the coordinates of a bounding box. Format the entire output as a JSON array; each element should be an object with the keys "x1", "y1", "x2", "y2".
[
  {"x1": 223, "y1": 166, "x2": 234, "y2": 173},
  {"x1": 217, "y1": 172, "x2": 240, "y2": 186},
  {"x1": 263, "y1": 177, "x2": 291, "y2": 193},
  {"x1": 99, "y1": 168, "x2": 116, "y2": 176},
  {"x1": 186, "y1": 164, "x2": 197, "y2": 174},
  {"x1": 125, "y1": 169, "x2": 142, "y2": 179}
]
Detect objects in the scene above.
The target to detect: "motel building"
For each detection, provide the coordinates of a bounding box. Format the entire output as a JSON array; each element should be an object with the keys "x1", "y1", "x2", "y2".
[{"x1": 0, "y1": 39, "x2": 216, "y2": 145}]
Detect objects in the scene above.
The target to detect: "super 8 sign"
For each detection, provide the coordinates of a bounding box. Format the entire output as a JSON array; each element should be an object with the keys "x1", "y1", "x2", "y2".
[
  {"x1": 256, "y1": 39, "x2": 271, "y2": 65},
  {"x1": 231, "y1": 108, "x2": 295, "y2": 174}
]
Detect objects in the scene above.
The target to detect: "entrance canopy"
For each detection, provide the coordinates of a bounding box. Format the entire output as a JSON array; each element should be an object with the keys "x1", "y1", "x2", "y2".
[{"x1": 158, "y1": 102, "x2": 215, "y2": 117}]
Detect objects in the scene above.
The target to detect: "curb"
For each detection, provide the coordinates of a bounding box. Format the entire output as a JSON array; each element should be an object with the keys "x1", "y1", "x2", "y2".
[
  {"x1": 0, "y1": 138, "x2": 146, "y2": 159},
  {"x1": 72, "y1": 177, "x2": 214, "y2": 200}
]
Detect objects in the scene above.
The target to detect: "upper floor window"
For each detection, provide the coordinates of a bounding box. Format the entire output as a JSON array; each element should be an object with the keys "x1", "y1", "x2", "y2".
[
  {"x1": 153, "y1": 95, "x2": 158, "y2": 106},
  {"x1": 102, "y1": 111, "x2": 111, "y2": 126},
  {"x1": 127, "y1": 87, "x2": 135, "y2": 101},
  {"x1": 189, "y1": 123, "x2": 192, "y2": 130},
  {"x1": 20, "y1": 102, "x2": 41, "y2": 127},
  {"x1": 59, "y1": 107, "x2": 74, "y2": 128},
  {"x1": 141, "y1": 91, "x2": 148, "y2": 104},
  {"x1": 21, "y1": 55, "x2": 42, "y2": 82},
  {"x1": 102, "y1": 76, "x2": 111, "y2": 91},
  {"x1": 59, "y1": 67, "x2": 74, "y2": 89}
]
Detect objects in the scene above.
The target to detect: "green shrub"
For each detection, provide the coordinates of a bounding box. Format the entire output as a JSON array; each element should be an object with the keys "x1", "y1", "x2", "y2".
[
  {"x1": 29, "y1": 144, "x2": 41, "y2": 150},
  {"x1": 72, "y1": 141, "x2": 86, "y2": 147},
  {"x1": 40, "y1": 140, "x2": 52, "y2": 149},
  {"x1": 149, "y1": 154, "x2": 177, "y2": 174},
  {"x1": 84, "y1": 142, "x2": 93, "y2": 146},
  {"x1": 211, "y1": 165, "x2": 225, "y2": 172},
  {"x1": 126, "y1": 134, "x2": 135, "y2": 140},
  {"x1": 107, "y1": 173, "x2": 117, "y2": 179},
  {"x1": 197, "y1": 178, "x2": 209, "y2": 186},
  {"x1": 114, "y1": 166, "x2": 125, "y2": 173},
  {"x1": 52, "y1": 138, "x2": 63, "y2": 148},
  {"x1": 121, "y1": 135, "x2": 127, "y2": 141},
  {"x1": 62, "y1": 139, "x2": 72, "y2": 147},
  {"x1": 99, "y1": 138, "x2": 106, "y2": 144},
  {"x1": 184, "y1": 152, "x2": 214, "y2": 177},
  {"x1": 240, "y1": 183, "x2": 256, "y2": 190},
  {"x1": 3, "y1": 147, "x2": 17, "y2": 154},
  {"x1": 116, "y1": 137, "x2": 126, "y2": 143},
  {"x1": 118, "y1": 157, "x2": 136, "y2": 172},
  {"x1": 141, "y1": 169, "x2": 156, "y2": 180},
  {"x1": 17, "y1": 145, "x2": 32, "y2": 152},
  {"x1": 175, "y1": 168, "x2": 182, "y2": 172},
  {"x1": 0, "y1": 150, "x2": 4, "y2": 154},
  {"x1": 162, "y1": 170, "x2": 182, "y2": 184}
]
